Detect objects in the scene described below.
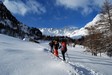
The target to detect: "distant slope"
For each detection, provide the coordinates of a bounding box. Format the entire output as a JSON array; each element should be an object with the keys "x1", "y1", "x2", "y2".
[
  {"x1": 39, "y1": 26, "x2": 88, "y2": 39},
  {"x1": 39, "y1": 27, "x2": 78, "y2": 36},
  {"x1": 70, "y1": 14, "x2": 108, "y2": 39},
  {"x1": 69, "y1": 28, "x2": 88, "y2": 39},
  {"x1": 38, "y1": 14, "x2": 103, "y2": 39},
  {"x1": 39, "y1": 13, "x2": 107, "y2": 39}
]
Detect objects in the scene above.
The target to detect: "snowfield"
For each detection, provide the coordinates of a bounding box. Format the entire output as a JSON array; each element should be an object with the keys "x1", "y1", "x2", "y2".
[{"x1": 0, "y1": 34, "x2": 112, "y2": 75}]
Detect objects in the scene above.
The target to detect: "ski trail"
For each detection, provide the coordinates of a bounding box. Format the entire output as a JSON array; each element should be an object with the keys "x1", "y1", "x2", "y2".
[
  {"x1": 67, "y1": 62, "x2": 102, "y2": 75},
  {"x1": 65, "y1": 52, "x2": 103, "y2": 75},
  {"x1": 43, "y1": 48, "x2": 103, "y2": 75},
  {"x1": 43, "y1": 48, "x2": 78, "y2": 75}
]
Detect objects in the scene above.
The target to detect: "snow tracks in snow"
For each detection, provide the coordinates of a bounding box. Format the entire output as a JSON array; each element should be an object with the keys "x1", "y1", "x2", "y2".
[{"x1": 43, "y1": 48, "x2": 103, "y2": 75}]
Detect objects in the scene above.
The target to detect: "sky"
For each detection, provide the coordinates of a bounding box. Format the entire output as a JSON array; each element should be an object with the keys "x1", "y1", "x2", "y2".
[{"x1": 2, "y1": 0, "x2": 112, "y2": 28}]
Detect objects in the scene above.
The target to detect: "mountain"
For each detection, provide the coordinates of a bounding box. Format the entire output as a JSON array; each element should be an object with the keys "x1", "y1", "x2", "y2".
[
  {"x1": 39, "y1": 26, "x2": 88, "y2": 39},
  {"x1": 84, "y1": 14, "x2": 102, "y2": 28},
  {"x1": 0, "y1": 2, "x2": 87, "y2": 40},
  {"x1": 39, "y1": 13, "x2": 109, "y2": 40},
  {"x1": 1, "y1": 1, "x2": 110, "y2": 41},
  {"x1": 71, "y1": 14, "x2": 106, "y2": 39},
  {"x1": 38, "y1": 15, "x2": 102, "y2": 39},
  {"x1": 39, "y1": 26, "x2": 78, "y2": 36},
  {"x1": 39, "y1": 13, "x2": 111, "y2": 39},
  {"x1": 71, "y1": 13, "x2": 111, "y2": 39},
  {"x1": 82, "y1": 7, "x2": 112, "y2": 57},
  {"x1": 0, "y1": 2, "x2": 42, "y2": 41},
  {"x1": 84, "y1": 13, "x2": 112, "y2": 37}
]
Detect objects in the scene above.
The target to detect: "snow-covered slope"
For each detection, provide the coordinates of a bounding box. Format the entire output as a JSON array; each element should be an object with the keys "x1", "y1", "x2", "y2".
[
  {"x1": 71, "y1": 14, "x2": 103, "y2": 39},
  {"x1": 0, "y1": 34, "x2": 77, "y2": 75},
  {"x1": 0, "y1": 34, "x2": 112, "y2": 75},
  {"x1": 83, "y1": 12, "x2": 112, "y2": 36},
  {"x1": 69, "y1": 28, "x2": 88, "y2": 39},
  {"x1": 70, "y1": 13, "x2": 109, "y2": 39},
  {"x1": 85, "y1": 14, "x2": 102, "y2": 28}
]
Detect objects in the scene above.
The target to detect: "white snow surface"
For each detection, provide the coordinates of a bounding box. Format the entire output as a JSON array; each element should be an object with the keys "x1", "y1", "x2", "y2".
[
  {"x1": 69, "y1": 28, "x2": 88, "y2": 39},
  {"x1": 0, "y1": 34, "x2": 112, "y2": 75},
  {"x1": 85, "y1": 14, "x2": 101, "y2": 28}
]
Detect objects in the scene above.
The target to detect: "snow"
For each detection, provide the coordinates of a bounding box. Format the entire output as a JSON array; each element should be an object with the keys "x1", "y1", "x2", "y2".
[
  {"x1": 67, "y1": 45, "x2": 112, "y2": 75},
  {"x1": 69, "y1": 14, "x2": 102, "y2": 39},
  {"x1": 67, "y1": 14, "x2": 102, "y2": 39},
  {"x1": 39, "y1": 27, "x2": 79, "y2": 37},
  {"x1": 0, "y1": 34, "x2": 112, "y2": 75},
  {"x1": 85, "y1": 14, "x2": 101, "y2": 28},
  {"x1": 39, "y1": 27, "x2": 88, "y2": 39},
  {"x1": 70, "y1": 28, "x2": 88, "y2": 39},
  {"x1": 0, "y1": 34, "x2": 78, "y2": 75},
  {"x1": 70, "y1": 14, "x2": 105, "y2": 39}
]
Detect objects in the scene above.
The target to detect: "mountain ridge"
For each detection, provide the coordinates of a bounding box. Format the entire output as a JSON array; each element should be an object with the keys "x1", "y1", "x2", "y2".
[
  {"x1": 39, "y1": 27, "x2": 78, "y2": 36},
  {"x1": 39, "y1": 26, "x2": 88, "y2": 39},
  {"x1": 0, "y1": 2, "x2": 42, "y2": 41}
]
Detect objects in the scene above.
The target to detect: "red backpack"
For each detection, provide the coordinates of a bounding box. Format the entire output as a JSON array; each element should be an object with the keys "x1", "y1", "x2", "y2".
[{"x1": 61, "y1": 42, "x2": 67, "y2": 52}]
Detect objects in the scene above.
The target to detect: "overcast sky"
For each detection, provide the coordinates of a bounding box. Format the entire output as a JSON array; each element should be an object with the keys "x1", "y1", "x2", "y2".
[{"x1": 3, "y1": 0, "x2": 112, "y2": 28}]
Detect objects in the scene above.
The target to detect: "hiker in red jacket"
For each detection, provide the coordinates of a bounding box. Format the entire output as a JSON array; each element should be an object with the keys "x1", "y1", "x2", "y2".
[
  {"x1": 53, "y1": 40, "x2": 59, "y2": 57},
  {"x1": 61, "y1": 39, "x2": 67, "y2": 61}
]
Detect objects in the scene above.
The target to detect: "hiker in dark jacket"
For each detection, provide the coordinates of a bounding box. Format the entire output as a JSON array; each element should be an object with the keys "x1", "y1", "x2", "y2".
[
  {"x1": 49, "y1": 40, "x2": 54, "y2": 53},
  {"x1": 61, "y1": 39, "x2": 67, "y2": 61}
]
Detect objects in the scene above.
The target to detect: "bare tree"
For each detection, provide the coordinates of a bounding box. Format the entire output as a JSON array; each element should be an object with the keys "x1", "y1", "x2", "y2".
[
  {"x1": 101, "y1": 0, "x2": 112, "y2": 31},
  {"x1": 84, "y1": 26, "x2": 103, "y2": 56}
]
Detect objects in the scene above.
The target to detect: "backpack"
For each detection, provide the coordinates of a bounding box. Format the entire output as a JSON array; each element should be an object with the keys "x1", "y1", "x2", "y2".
[
  {"x1": 49, "y1": 41, "x2": 54, "y2": 47},
  {"x1": 61, "y1": 42, "x2": 67, "y2": 52}
]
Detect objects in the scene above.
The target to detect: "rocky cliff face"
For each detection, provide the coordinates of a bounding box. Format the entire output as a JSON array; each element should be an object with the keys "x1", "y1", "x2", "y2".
[{"x1": 0, "y1": 2, "x2": 42, "y2": 41}]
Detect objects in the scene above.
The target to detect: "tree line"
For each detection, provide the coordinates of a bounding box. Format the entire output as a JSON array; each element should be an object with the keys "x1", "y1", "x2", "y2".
[{"x1": 83, "y1": 0, "x2": 112, "y2": 57}]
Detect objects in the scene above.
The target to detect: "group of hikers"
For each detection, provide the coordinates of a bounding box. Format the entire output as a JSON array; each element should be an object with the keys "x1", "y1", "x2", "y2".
[{"x1": 49, "y1": 39, "x2": 67, "y2": 61}]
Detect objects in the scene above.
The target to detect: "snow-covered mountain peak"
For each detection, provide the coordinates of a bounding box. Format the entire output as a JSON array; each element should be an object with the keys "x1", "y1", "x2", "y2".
[
  {"x1": 39, "y1": 26, "x2": 89, "y2": 39},
  {"x1": 39, "y1": 27, "x2": 79, "y2": 37},
  {"x1": 85, "y1": 14, "x2": 102, "y2": 28},
  {"x1": 68, "y1": 14, "x2": 106, "y2": 39}
]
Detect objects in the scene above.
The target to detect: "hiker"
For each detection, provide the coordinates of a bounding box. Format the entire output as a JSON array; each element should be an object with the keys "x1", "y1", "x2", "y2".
[
  {"x1": 61, "y1": 39, "x2": 67, "y2": 61},
  {"x1": 49, "y1": 40, "x2": 54, "y2": 53},
  {"x1": 53, "y1": 40, "x2": 59, "y2": 57}
]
